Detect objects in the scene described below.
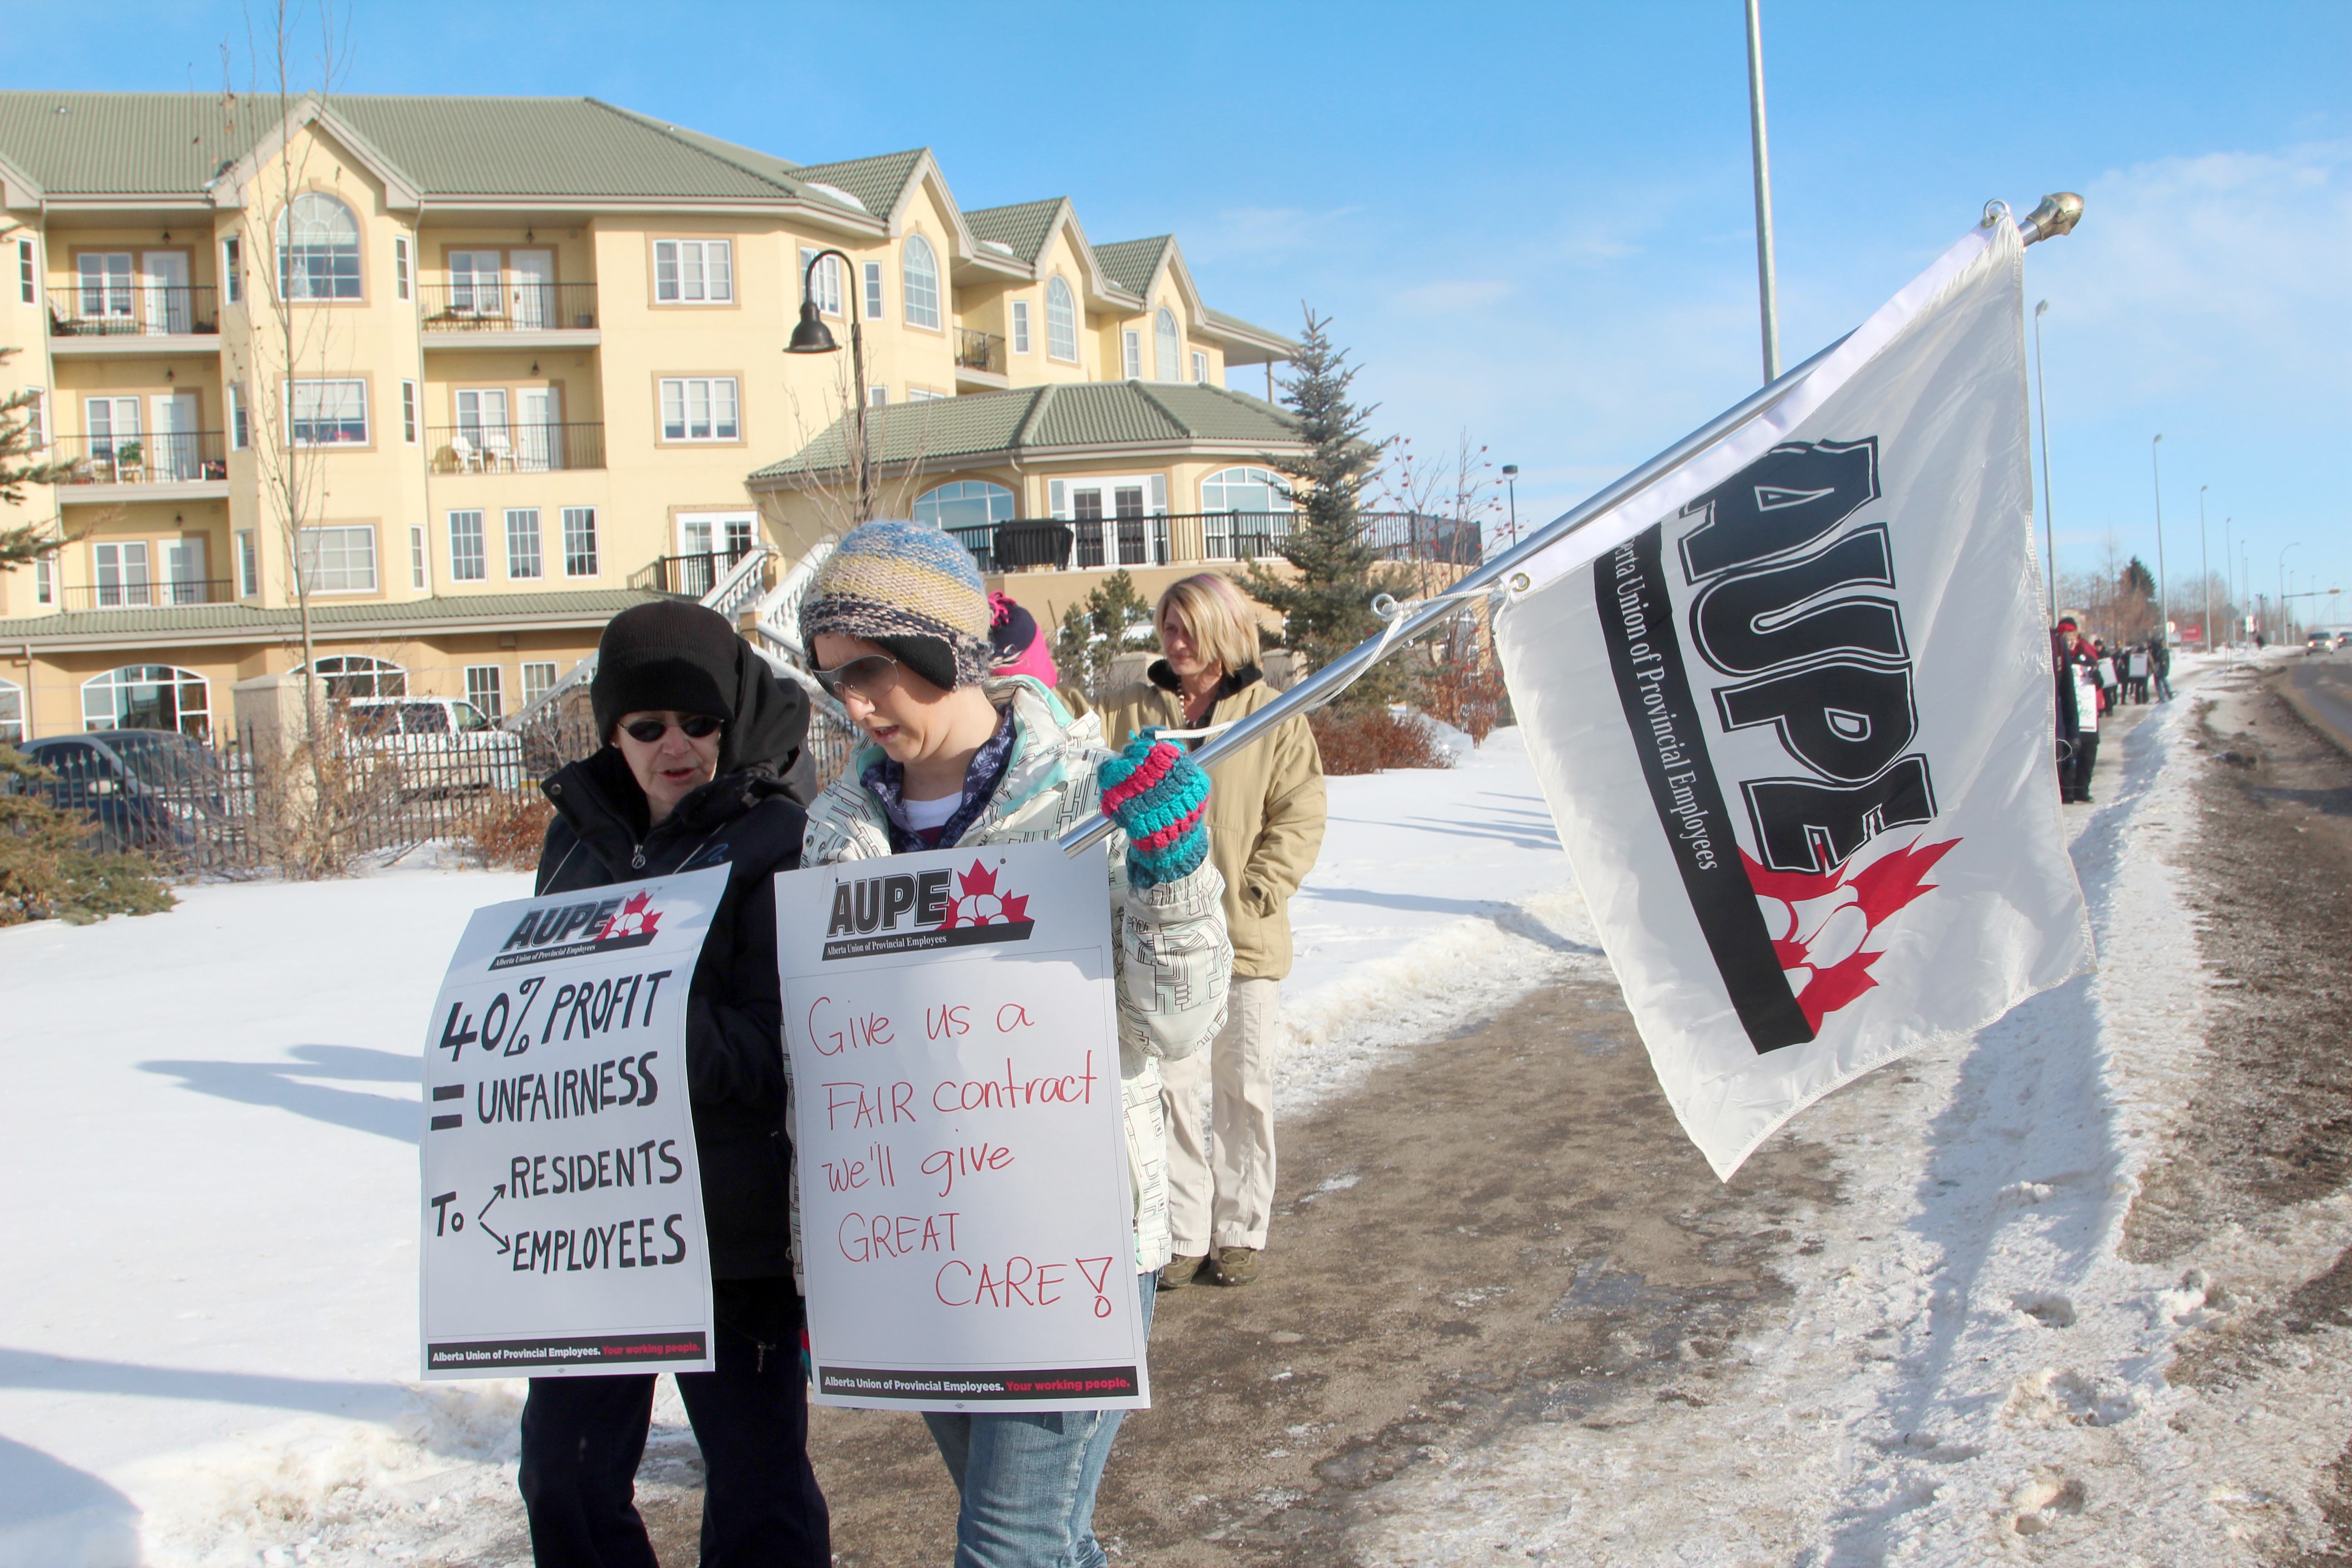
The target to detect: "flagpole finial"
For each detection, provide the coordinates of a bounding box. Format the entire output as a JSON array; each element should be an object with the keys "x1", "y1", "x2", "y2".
[{"x1": 2018, "y1": 192, "x2": 2084, "y2": 245}]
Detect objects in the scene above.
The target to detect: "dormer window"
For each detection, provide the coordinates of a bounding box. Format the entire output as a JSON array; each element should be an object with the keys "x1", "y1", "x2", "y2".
[
  {"x1": 276, "y1": 192, "x2": 362, "y2": 300},
  {"x1": 1155, "y1": 307, "x2": 1181, "y2": 382}
]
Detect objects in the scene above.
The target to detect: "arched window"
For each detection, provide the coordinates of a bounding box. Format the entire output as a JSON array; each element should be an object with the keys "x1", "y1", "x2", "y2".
[
  {"x1": 276, "y1": 192, "x2": 362, "y2": 301},
  {"x1": 1155, "y1": 307, "x2": 1182, "y2": 383},
  {"x1": 914, "y1": 480, "x2": 1016, "y2": 534},
  {"x1": 902, "y1": 234, "x2": 941, "y2": 329},
  {"x1": 1045, "y1": 276, "x2": 1078, "y2": 363},
  {"x1": 295, "y1": 654, "x2": 409, "y2": 700},
  {"x1": 82, "y1": 664, "x2": 211, "y2": 740},
  {"x1": 0, "y1": 676, "x2": 22, "y2": 743},
  {"x1": 1200, "y1": 466, "x2": 1294, "y2": 561}
]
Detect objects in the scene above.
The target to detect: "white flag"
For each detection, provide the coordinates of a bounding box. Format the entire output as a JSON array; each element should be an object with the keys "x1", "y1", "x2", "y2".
[{"x1": 1493, "y1": 218, "x2": 2093, "y2": 1179}]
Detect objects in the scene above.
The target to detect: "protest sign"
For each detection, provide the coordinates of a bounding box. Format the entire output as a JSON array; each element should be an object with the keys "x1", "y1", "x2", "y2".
[
  {"x1": 420, "y1": 865, "x2": 726, "y2": 1379},
  {"x1": 777, "y1": 838, "x2": 1147, "y2": 1413}
]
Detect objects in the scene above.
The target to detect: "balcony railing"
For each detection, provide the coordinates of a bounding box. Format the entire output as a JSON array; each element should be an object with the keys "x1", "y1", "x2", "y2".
[
  {"x1": 47, "y1": 284, "x2": 220, "y2": 338},
  {"x1": 419, "y1": 282, "x2": 599, "y2": 333},
  {"x1": 942, "y1": 512, "x2": 1483, "y2": 574},
  {"x1": 629, "y1": 545, "x2": 756, "y2": 599},
  {"x1": 52, "y1": 577, "x2": 237, "y2": 612},
  {"x1": 426, "y1": 422, "x2": 606, "y2": 474},
  {"x1": 955, "y1": 328, "x2": 1006, "y2": 377},
  {"x1": 41, "y1": 431, "x2": 230, "y2": 486}
]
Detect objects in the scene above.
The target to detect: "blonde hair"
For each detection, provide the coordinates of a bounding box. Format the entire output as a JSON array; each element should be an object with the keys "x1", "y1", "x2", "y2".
[{"x1": 1156, "y1": 573, "x2": 1260, "y2": 678}]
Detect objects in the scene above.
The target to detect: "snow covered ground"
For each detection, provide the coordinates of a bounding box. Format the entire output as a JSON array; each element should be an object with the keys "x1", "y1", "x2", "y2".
[{"x1": 5, "y1": 663, "x2": 2344, "y2": 1566}]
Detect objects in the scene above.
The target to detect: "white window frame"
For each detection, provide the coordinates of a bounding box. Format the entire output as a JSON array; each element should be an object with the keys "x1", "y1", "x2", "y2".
[
  {"x1": 562, "y1": 507, "x2": 599, "y2": 578},
  {"x1": 0, "y1": 676, "x2": 21, "y2": 744},
  {"x1": 78, "y1": 253, "x2": 135, "y2": 319},
  {"x1": 1122, "y1": 330, "x2": 1141, "y2": 380},
  {"x1": 393, "y1": 235, "x2": 412, "y2": 301},
  {"x1": 20, "y1": 387, "x2": 42, "y2": 448},
  {"x1": 798, "y1": 247, "x2": 844, "y2": 316},
  {"x1": 287, "y1": 379, "x2": 368, "y2": 446},
  {"x1": 448, "y1": 510, "x2": 487, "y2": 582},
  {"x1": 505, "y1": 507, "x2": 543, "y2": 580},
  {"x1": 658, "y1": 377, "x2": 740, "y2": 443},
  {"x1": 296, "y1": 524, "x2": 378, "y2": 594},
  {"x1": 906, "y1": 387, "x2": 946, "y2": 402},
  {"x1": 409, "y1": 524, "x2": 428, "y2": 590},
  {"x1": 1155, "y1": 307, "x2": 1181, "y2": 383},
  {"x1": 82, "y1": 664, "x2": 209, "y2": 738},
  {"x1": 35, "y1": 554, "x2": 54, "y2": 605},
  {"x1": 862, "y1": 260, "x2": 884, "y2": 320},
  {"x1": 1046, "y1": 276, "x2": 1078, "y2": 363},
  {"x1": 400, "y1": 379, "x2": 419, "y2": 444},
  {"x1": 1010, "y1": 299, "x2": 1032, "y2": 355},
  {"x1": 867, "y1": 385, "x2": 888, "y2": 407},
  {"x1": 15, "y1": 238, "x2": 32, "y2": 305},
  {"x1": 275, "y1": 192, "x2": 363, "y2": 302},
  {"x1": 521, "y1": 661, "x2": 559, "y2": 709},
  {"x1": 653, "y1": 238, "x2": 734, "y2": 304},
  {"x1": 1193, "y1": 350, "x2": 1209, "y2": 384},
  {"x1": 220, "y1": 235, "x2": 241, "y2": 304},
  {"x1": 901, "y1": 235, "x2": 941, "y2": 330},
  {"x1": 227, "y1": 383, "x2": 248, "y2": 450},
  {"x1": 236, "y1": 529, "x2": 259, "y2": 596},
  {"x1": 465, "y1": 665, "x2": 505, "y2": 721}
]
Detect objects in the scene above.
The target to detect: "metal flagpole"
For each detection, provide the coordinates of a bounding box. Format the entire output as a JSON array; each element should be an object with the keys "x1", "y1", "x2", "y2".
[
  {"x1": 1059, "y1": 194, "x2": 2087, "y2": 858},
  {"x1": 2199, "y1": 485, "x2": 2210, "y2": 656},
  {"x1": 2031, "y1": 300, "x2": 2057, "y2": 616},
  {"x1": 1746, "y1": 0, "x2": 1782, "y2": 383},
  {"x1": 2151, "y1": 435, "x2": 2169, "y2": 635}
]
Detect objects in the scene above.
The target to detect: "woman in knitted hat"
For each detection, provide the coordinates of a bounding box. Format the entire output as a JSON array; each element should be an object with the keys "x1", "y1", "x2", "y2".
[
  {"x1": 519, "y1": 599, "x2": 830, "y2": 1567},
  {"x1": 797, "y1": 520, "x2": 1230, "y2": 1568}
]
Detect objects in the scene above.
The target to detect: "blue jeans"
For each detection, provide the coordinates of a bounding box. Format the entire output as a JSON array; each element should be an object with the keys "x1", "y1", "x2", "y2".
[{"x1": 921, "y1": 1273, "x2": 1157, "y2": 1568}]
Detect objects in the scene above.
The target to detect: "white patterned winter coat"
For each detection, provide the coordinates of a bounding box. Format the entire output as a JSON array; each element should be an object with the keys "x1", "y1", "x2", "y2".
[{"x1": 796, "y1": 676, "x2": 1232, "y2": 1274}]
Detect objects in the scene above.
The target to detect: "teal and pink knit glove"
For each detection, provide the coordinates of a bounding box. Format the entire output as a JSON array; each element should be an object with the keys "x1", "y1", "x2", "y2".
[{"x1": 1097, "y1": 736, "x2": 1210, "y2": 889}]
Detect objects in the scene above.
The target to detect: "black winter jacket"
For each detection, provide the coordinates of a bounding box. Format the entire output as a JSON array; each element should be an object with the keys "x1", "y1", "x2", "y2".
[{"x1": 532, "y1": 667, "x2": 812, "y2": 1283}]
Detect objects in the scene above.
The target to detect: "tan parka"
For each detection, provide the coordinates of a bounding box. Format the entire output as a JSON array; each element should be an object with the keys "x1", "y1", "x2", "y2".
[{"x1": 1101, "y1": 662, "x2": 1326, "y2": 981}]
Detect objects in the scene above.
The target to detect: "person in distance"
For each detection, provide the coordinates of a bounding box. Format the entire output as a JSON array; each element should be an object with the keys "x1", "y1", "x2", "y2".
[
  {"x1": 519, "y1": 599, "x2": 830, "y2": 1568},
  {"x1": 797, "y1": 519, "x2": 1230, "y2": 1568}
]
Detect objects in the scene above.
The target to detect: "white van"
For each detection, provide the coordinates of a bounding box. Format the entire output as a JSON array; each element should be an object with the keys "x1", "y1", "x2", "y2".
[{"x1": 347, "y1": 696, "x2": 527, "y2": 792}]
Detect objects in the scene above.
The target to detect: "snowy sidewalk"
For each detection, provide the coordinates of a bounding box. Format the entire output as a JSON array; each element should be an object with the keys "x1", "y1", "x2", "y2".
[{"x1": 0, "y1": 735, "x2": 1586, "y2": 1568}]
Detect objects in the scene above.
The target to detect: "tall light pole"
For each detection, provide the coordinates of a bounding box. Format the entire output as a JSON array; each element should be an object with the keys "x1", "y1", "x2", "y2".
[
  {"x1": 1744, "y1": 0, "x2": 1781, "y2": 383},
  {"x1": 2031, "y1": 300, "x2": 2058, "y2": 615},
  {"x1": 1500, "y1": 464, "x2": 1520, "y2": 547},
  {"x1": 2281, "y1": 542, "x2": 2301, "y2": 644},
  {"x1": 2225, "y1": 517, "x2": 2236, "y2": 644},
  {"x1": 2198, "y1": 485, "x2": 2210, "y2": 654},
  {"x1": 2150, "y1": 434, "x2": 2169, "y2": 636},
  {"x1": 786, "y1": 248, "x2": 873, "y2": 523}
]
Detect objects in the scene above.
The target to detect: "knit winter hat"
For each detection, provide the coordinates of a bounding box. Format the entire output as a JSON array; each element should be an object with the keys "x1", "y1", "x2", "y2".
[
  {"x1": 798, "y1": 520, "x2": 994, "y2": 691},
  {"x1": 591, "y1": 600, "x2": 740, "y2": 741}
]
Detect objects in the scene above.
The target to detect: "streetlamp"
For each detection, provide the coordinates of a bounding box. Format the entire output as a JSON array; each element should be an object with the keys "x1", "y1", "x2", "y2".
[
  {"x1": 2198, "y1": 485, "x2": 2210, "y2": 655},
  {"x1": 2031, "y1": 301, "x2": 2059, "y2": 617},
  {"x1": 2225, "y1": 517, "x2": 2236, "y2": 646},
  {"x1": 2150, "y1": 434, "x2": 2168, "y2": 636},
  {"x1": 785, "y1": 248, "x2": 872, "y2": 524},
  {"x1": 1500, "y1": 464, "x2": 1519, "y2": 547},
  {"x1": 2281, "y1": 541, "x2": 2301, "y2": 643}
]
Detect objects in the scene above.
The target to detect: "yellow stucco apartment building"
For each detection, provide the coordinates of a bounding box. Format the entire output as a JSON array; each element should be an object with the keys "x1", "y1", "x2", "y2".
[{"x1": 0, "y1": 91, "x2": 1305, "y2": 743}]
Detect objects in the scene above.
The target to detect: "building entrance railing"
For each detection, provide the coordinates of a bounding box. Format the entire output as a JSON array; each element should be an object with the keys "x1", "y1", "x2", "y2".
[
  {"x1": 419, "y1": 282, "x2": 599, "y2": 333},
  {"x1": 44, "y1": 431, "x2": 229, "y2": 485},
  {"x1": 426, "y1": 422, "x2": 606, "y2": 474},
  {"x1": 47, "y1": 285, "x2": 220, "y2": 338}
]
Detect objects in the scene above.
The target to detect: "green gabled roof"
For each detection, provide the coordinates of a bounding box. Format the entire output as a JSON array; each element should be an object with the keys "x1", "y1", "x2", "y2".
[
  {"x1": 750, "y1": 381, "x2": 1299, "y2": 482},
  {"x1": 0, "y1": 90, "x2": 831, "y2": 202},
  {"x1": 0, "y1": 587, "x2": 664, "y2": 641},
  {"x1": 790, "y1": 148, "x2": 926, "y2": 222},
  {"x1": 1089, "y1": 235, "x2": 1171, "y2": 298},
  {"x1": 964, "y1": 198, "x2": 1063, "y2": 265}
]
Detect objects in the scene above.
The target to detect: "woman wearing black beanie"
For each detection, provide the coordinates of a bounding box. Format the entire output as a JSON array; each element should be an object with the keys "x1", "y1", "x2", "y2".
[{"x1": 517, "y1": 599, "x2": 830, "y2": 1567}]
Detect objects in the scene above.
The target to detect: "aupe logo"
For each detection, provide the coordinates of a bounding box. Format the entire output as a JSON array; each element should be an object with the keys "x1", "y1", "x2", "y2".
[
  {"x1": 490, "y1": 890, "x2": 665, "y2": 970},
  {"x1": 823, "y1": 859, "x2": 1033, "y2": 960}
]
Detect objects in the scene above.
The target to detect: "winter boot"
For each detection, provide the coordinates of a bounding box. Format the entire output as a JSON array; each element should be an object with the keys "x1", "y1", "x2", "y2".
[
  {"x1": 1158, "y1": 1254, "x2": 1209, "y2": 1291},
  {"x1": 1210, "y1": 1246, "x2": 1260, "y2": 1287}
]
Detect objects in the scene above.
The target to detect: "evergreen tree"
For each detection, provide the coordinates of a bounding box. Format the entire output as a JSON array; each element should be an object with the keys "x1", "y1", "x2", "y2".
[
  {"x1": 1049, "y1": 570, "x2": 1159, "y2": 698},
  {"x1": 0, "y1": 347, "x2": 79, "y2": 571},
  {"x1": 1240, "y1": 309, "x2": 1416, "y2": 698}
]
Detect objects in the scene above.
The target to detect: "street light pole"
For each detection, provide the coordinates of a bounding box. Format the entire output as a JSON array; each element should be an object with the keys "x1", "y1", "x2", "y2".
[
  {"x1": 1744, "y1": 0, "x2": 1781, "y2": 383},
  {"x1": 2281, "y1": 542, "x2": 2301, "y2": 644},
  {"x1": 2225, "y1": 517, "x2": 2236, "y2": 645},
  {"x1": 785, "y1": 248, "x2": 872, "y2": 524},
  {"x1": 2150, "y1": 434, "x2": 2168, "y2": 637},
  {"x1": 1500, "y1": 464, "x2": 1519, "y2": 548},
  {"x1": 2031, "y1": 300, "x2": 2058, "y2": 616},
  {"x1": 2198, "y1": 485, "x2": 2210, "y2": 654}
]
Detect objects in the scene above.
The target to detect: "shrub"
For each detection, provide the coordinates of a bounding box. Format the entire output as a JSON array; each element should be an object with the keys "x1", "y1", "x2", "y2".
[
  {"x1": 0, "y1": 744, "x2": 177, "y2": 926},
  {"x1": 1308, "y1": 707, "x2": 1452, "y2": 776},
  {"x1": 468, "y1": 789, "x2": 554, "y2": 870},
  {"x1": 1421, "y1": 656, "x2": 1512, "y2": 744}
]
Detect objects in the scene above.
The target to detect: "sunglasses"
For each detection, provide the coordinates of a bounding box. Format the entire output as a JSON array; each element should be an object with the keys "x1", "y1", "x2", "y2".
[
  {"x1": 814, "y1": 653, "x2": 901, "y2": 702},
  {"x1": 621, "y1": 714, "x2": 723, "y2": 744}
]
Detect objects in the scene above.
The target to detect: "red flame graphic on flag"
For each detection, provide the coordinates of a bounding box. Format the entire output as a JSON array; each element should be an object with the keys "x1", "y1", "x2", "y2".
[
  {"x1": 598, "y1": 890, "x2": 662, "y2": 941},
  {"x1": 941, "y1": 861, "x2": 1030, "y2": 930},
  {"x1": 1742, "y1": 838, "x2": 1959, "y2": 1031}
]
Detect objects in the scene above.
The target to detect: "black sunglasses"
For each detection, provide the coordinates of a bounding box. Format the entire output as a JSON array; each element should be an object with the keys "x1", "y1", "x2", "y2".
[
  {"x1": 814, "y1": 653, "x2": 901, "y2": 702},
  {"x1": 621, "y1": 714, "x2": 723, "y2": 744}
]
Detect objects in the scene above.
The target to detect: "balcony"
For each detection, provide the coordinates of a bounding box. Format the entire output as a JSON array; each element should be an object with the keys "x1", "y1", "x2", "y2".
[
  {"x1": 629, "y1": 545, "x2": 757, "y2": 599},
  {"x1": 419, "y1": 282, "x2": 601, "y2": 350},
  {"x1": 51, "y1": 577, "x2": 238, "y2": 612},
  {"x1": 955, "y1": 328, "x2": 1007, "y2": 387},
  {"x1": 426, "y1": 422, "x2": 606, "y2": 475},
  {"x1": 46, "y1": 286, "x2": 221, "y2": 353},
  {"x1": 944, "y1": 512, "x2": 1483, "y2": 574},
  {"x1": 43, "y1": 432, "x2": 231, "y2": 501}
]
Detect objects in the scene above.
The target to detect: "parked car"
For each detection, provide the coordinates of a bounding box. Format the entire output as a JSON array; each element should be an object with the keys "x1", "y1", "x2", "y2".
[
  {"x1": 345, "y1": 697, "x2": 526, "y2": 793},
  {"x1": 10, "y1": 729, "x2": 233, "y2": 858}
]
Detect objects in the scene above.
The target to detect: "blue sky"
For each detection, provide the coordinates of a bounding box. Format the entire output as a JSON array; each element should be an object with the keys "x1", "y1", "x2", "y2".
[{"x1": 10, "y1": 2, "x2": 2347, "y2": 624}]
